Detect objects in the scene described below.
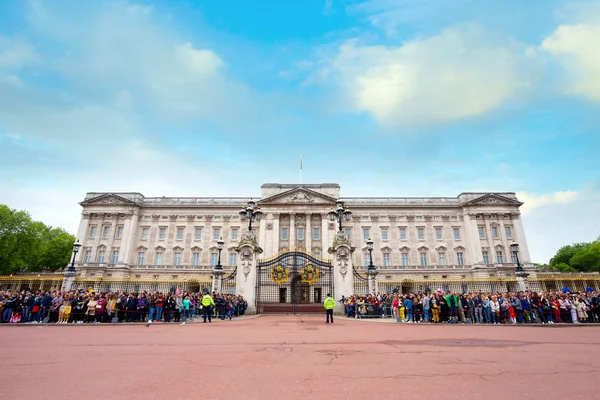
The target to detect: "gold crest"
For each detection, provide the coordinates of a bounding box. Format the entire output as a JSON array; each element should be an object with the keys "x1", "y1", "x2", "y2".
[
  {"x1": 300, "y1": 265, "x2": 319, "y2": 285},
  {"x1": 270, "y1": 265, "x2": 288, "y2": 284}
]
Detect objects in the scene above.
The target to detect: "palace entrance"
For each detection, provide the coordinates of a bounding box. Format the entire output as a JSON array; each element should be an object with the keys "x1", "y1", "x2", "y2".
[{"x1": 256, "y1": 250, "x2": 333, "y2": 314}]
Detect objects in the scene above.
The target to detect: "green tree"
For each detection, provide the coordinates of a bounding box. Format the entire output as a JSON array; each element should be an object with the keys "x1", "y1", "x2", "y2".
[
  {"x1": 0, "y1": 204, "x2": 75, "y2": 273},
  {"x1": 569, "y1": 241, "x2": 600, "y2": 272},
  {"x1": 549, "y1": 242, "x2": 591, "y2": 268}
]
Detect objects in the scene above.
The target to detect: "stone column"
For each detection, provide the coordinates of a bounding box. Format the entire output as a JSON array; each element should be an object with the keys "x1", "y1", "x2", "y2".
[
  {"x1": 289, "y1": 213, "x2": 296, "y2": 248},
  {"x1": 321, "y1": 213, "x2": 329, "y2": 255},
  {"x1": 516, "y1": 271, "x2": 530, "y2": 292},
  {"x1": 305, "y1": 214, "x2": 312, "y2": 252},
  {"x1": 330, "y1": 231, "x2": 354, "y2": 314},
  {"x1": 235, "y1": 231, "x2": 263, "y2": 314},
  {"x1": 122, "y1": 210, "x2": 140, "y2": 265},
  {"x1": 513, "y1": 214, "x2": 531, "y2": 265},
  {"x1": 212, "y1": 270, "x2": 223, "y2": 293},
  {"x1": 463, "y1": 213, "x2": 483, "y2": 265},
  {"x1": 271, "y1": 213, "x2": 280, "y2": 256},
  {"x1": 61, "y1": 270, "x2": 76, "y2": 291}
]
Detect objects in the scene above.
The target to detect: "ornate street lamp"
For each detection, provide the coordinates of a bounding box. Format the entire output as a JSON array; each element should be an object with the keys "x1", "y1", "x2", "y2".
[
  {"x1": 328, "y1": 199, "x2": 352, "y2": 232},
  {"x1": 510, "y1": 241, "x2": 524, "y2": 273},
  {"x1": 214, "y1": 237, "x2": 225, "y2": 272},
  {"x1": 239, "y1": 200, "x2": 263, "y2": 231},
  {"x1": 68, "y1": 239, "x2": 82, "y2": 273},
  {"x1": 365, "y1": 237, "x2": 378, "y2": 293},
  {"x1": 366, "y1": 237, "x2": 377, "y2": 274}
]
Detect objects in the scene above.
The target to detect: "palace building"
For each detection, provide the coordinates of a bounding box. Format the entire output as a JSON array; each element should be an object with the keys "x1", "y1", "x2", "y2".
[{"x1": 63, "y1": 183, "x2": 544, "y2": 313}]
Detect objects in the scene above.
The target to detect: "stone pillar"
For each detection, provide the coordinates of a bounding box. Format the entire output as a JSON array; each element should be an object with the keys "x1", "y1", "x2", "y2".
[
  {"x1": 122, "y1": 210, "x2": 140, "y2": 265},
  {"x1": 212, "y1": 270, "x2": 223, "y2": 293},
  {"x1": 289, "y1": 213, "x2": 296, "y2": 248},
  {"x1": 513, "y1": 214, "x2": 531, "y2": 265},
  {"x1": 330, "y1": 231, "x2": 354, "y2": 314},
  {"x1": 305, "y1": 214, "x2": 312, "y2": 252},
  {"x1": 271, "y1": 213, "x2": 280, "y2": 256},
  {"x1": 516, "y1": 271, "x2": 529, "y2": 292},
  {"x1": 463, "y1": 213, "x2": 483, "y2": 265},
  {"x1": 321, "y1": 213, "x2": 329, "y2": 255},
  {"x1": 235, "y1": 231, "x2": 263, "y2": 314},
  {"x1": 368, "y1": 272, "x2": 379, "y2": 294},
  {"x1": 62, "y1": 270, "x2": 76, "y2": 291}
]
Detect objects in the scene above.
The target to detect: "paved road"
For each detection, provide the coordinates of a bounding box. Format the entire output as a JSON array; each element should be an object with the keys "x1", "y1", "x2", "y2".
[{"x1": 2, "y1": 316, "x2": 599, "y2": 400}]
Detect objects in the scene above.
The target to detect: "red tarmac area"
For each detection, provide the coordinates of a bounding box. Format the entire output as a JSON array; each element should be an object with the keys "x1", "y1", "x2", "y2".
[{"x1": 2, "y1": 316, "x2": 600, "y2": 400}]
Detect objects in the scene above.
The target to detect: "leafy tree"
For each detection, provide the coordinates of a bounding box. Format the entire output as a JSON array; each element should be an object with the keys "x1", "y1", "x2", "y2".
[
  {"x1": 569, "y1": 241, "x2": 600, "y2": 272},
  {"x1": 0, "y1": 204, "x2": 75, "y2": 274},
  {"x1": 549, "y1": 242, "x2": 591, "y2": 268}
]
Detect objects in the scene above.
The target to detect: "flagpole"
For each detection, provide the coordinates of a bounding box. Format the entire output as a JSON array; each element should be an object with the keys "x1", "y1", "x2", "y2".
[{"x1": 300, "y1": 155, "x2": 303, "y2": 185}]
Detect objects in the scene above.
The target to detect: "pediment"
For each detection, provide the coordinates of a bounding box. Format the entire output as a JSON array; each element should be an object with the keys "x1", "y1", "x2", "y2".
[
  {"x1": 464, "y1": 193, "x2": 522, "y2": 206},
  {"x1": 81, "y1": 193, "x2": 138, "y2": 206},
  {"x1": 259, "y1": 187, "x2": 337, "y2": 205}
]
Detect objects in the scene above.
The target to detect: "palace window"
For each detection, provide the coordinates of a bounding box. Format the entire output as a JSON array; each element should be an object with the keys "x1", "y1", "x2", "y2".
[
  {"x1": 156, "y1": 252, "x2": 163, "y2": 265},
  {"x1": 401, "y1": 253, "x2": 409, "y2": 267},
  {"x1": 497, "y1": 251, "x2": 504, "y2": 264},
  {"x1": 363, "y1": 228, "x2": 370, "y2": 241},
  {"x1": 383, "y1": 253, "x2": 390, "y2": 267},
  {"x1": 141, "y1": 227, "x2": 149, "y2": 240},
  {"x1": 177, "y1": 227, "x2": 184, "y2": 240},
  {"x1": 229, "y1": 253, "x2": 237, "y2": 266},
  {"x1": 478, "y1": 226, "x2": 485, "y2": 239},
  {"x1": 116, "y1": 226, "x2": 124, "y2": 239},
  {"x1": 297, "y1": 227, "x2": 305, "y2": 241},
  {"x1": 84, "y1": 250, "x2": 92, "y2": 263},
  {"x1": 89, "y1": 226, "x2": 97, "y2": 239},
  {"x1": 505, "y1": 226, "x2": 512, "y2": 238},
  {"x1": 435, "y1": 227, "x2": 442, "y2": 240},
  {"x1": 97, "y1": 250, "x2": 105, "y2": 263},
  {"x1": 102, "y1": 226, "x2": 110, "y2": 238},
  {"x1": 439, "y1": 252, "x2": 446, "y2": 265},
  {"x1": 195, "y1": 228, "x2": 202, "y2": 241},
  {"x1": 210, "y1": 252, "x2": 218, "y2": 266},
  {"x1": 399, "y1": 228, "x2": 407, "y2": 241},
  {"x1": 364, "y1": 252, "x2": 371, "y2": 266},
  {"x1": 483, "y1": 251, "x2": 490, "y2": 264},
  {"x1": 511, "y1": 252, "x2": 518, "y2": 264},
  {"x1": 231, "y1": 228, "x2": 239, "y2": 241},
  {"x1": 381, "y1": 229, "x2": 388, "y2": 241},
  {"x1": 492, "y1": 226, "x2": 498, "y2": 238},
  {"x1": 453, "y1": 228, "x2": 460, "y2": 240},
  {"x1": 213, "y1": 228, "x2": 221, "y2": 240},
  {"x1": 344, "y1": 228, "x2": 352, "y2": 239},
  {"x1": 159, "y1": 227, "x2": 167, "y2": 240},
  {"x1": 137, "y1": 252, "x2": 145, "y2": 265},
  {"x1": 192, "y1": 252, "x2": 200, "y2": 266},
  {"x1": 281, "y1": 227, "x2": 289, "y2": 241},
  {"x1": 417, "y1": 228, "x2": 424, "y2": 240},
  {"x1": 313, "y1": 227, "x2": 320, "y2": 241},
  {"x1": 111, "y1": 251, "x2": 119, "y2": 264},
  {"x1": 174, "y1": 252, "x2": 181, "y2": 266},
  {"x1": 457, "y1": 252, "x2": 464, "y2": 266},
  {"x1": 420, "y1": 253, "x2": 428, "y2": 266}
]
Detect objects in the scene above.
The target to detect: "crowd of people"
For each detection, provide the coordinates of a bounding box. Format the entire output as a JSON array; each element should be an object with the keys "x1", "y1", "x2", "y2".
[
  {"x1": 0, "y1": 288, "x2": 248, "y2": 324},
  {"x1": 341, "y1": 289, "x2": 600, "y2": 324}
]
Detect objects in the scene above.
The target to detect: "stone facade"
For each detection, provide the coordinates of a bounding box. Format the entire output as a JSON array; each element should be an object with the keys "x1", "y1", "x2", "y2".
[{"x1": 73, "y1": 183, "x2": 533, "y2": 285}]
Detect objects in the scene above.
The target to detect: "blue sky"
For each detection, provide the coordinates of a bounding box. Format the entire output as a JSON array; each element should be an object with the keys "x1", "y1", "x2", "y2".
[{"x1": 1, "y1": 0, "x2": 599, "y2": 263}]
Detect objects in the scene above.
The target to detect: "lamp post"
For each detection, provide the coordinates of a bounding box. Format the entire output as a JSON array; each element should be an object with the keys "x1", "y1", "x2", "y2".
[
  {"x1": 365, "y1": 237, "x2": 378, "y2": 293},
  {"x1": 214, "y1": 237, "x2": 225, "y2": 271},
  {"x1": 328, "y1": 199, "x2": 352, "y2": 232},
  {"x1": 510, "y1": 241, "x2": 524, "y2": 273},
  {"x1": 212, "y1": 237, "x2": 225, "y2": 293},
  {"x1": 239, "y1": 200, "x2": 263, "y2": 232},
  {"x1": 68, "y1": 239, "x2": 82, "y2": 273}
]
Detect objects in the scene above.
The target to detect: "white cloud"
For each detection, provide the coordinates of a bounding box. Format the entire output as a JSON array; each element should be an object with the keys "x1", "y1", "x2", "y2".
[
  {"x1": 517, "y1": 190, "x2": 579, "y2": 214},
  {"x1": 318, "y1": 25, "x2": 538, "y2": 126},
  {"x1": 542, "y1": 22, "x2": 600, "y2": 100},
  {"x1": 0, "y1": 36, "x2": 38, "y2": 69},
  {"x1": 521, "y1": 186, "x2": 600, "y2": 263}
]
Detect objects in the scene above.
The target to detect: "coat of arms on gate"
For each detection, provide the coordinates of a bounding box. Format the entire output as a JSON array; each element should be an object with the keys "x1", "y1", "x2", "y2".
[
  {"x1": 270, "y1": 265, "x2": 288, "y2": 284},
  {"x1": 300, "y1": 265, "x2": 319, "y2": 285}
]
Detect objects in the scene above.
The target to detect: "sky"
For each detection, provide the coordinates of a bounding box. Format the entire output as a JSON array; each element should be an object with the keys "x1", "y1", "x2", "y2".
[{"x1": 0, "y1": 0, "x2": 599, "y2": 263}]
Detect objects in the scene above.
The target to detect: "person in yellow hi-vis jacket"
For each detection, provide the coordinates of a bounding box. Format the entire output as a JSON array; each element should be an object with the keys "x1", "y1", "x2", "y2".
[
  {"x1": 324, "y1": 293, "x2": 336, "y2": 324},
  {"x1": 202, "y1": 292, "x2": 215, "y2": 323}
]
